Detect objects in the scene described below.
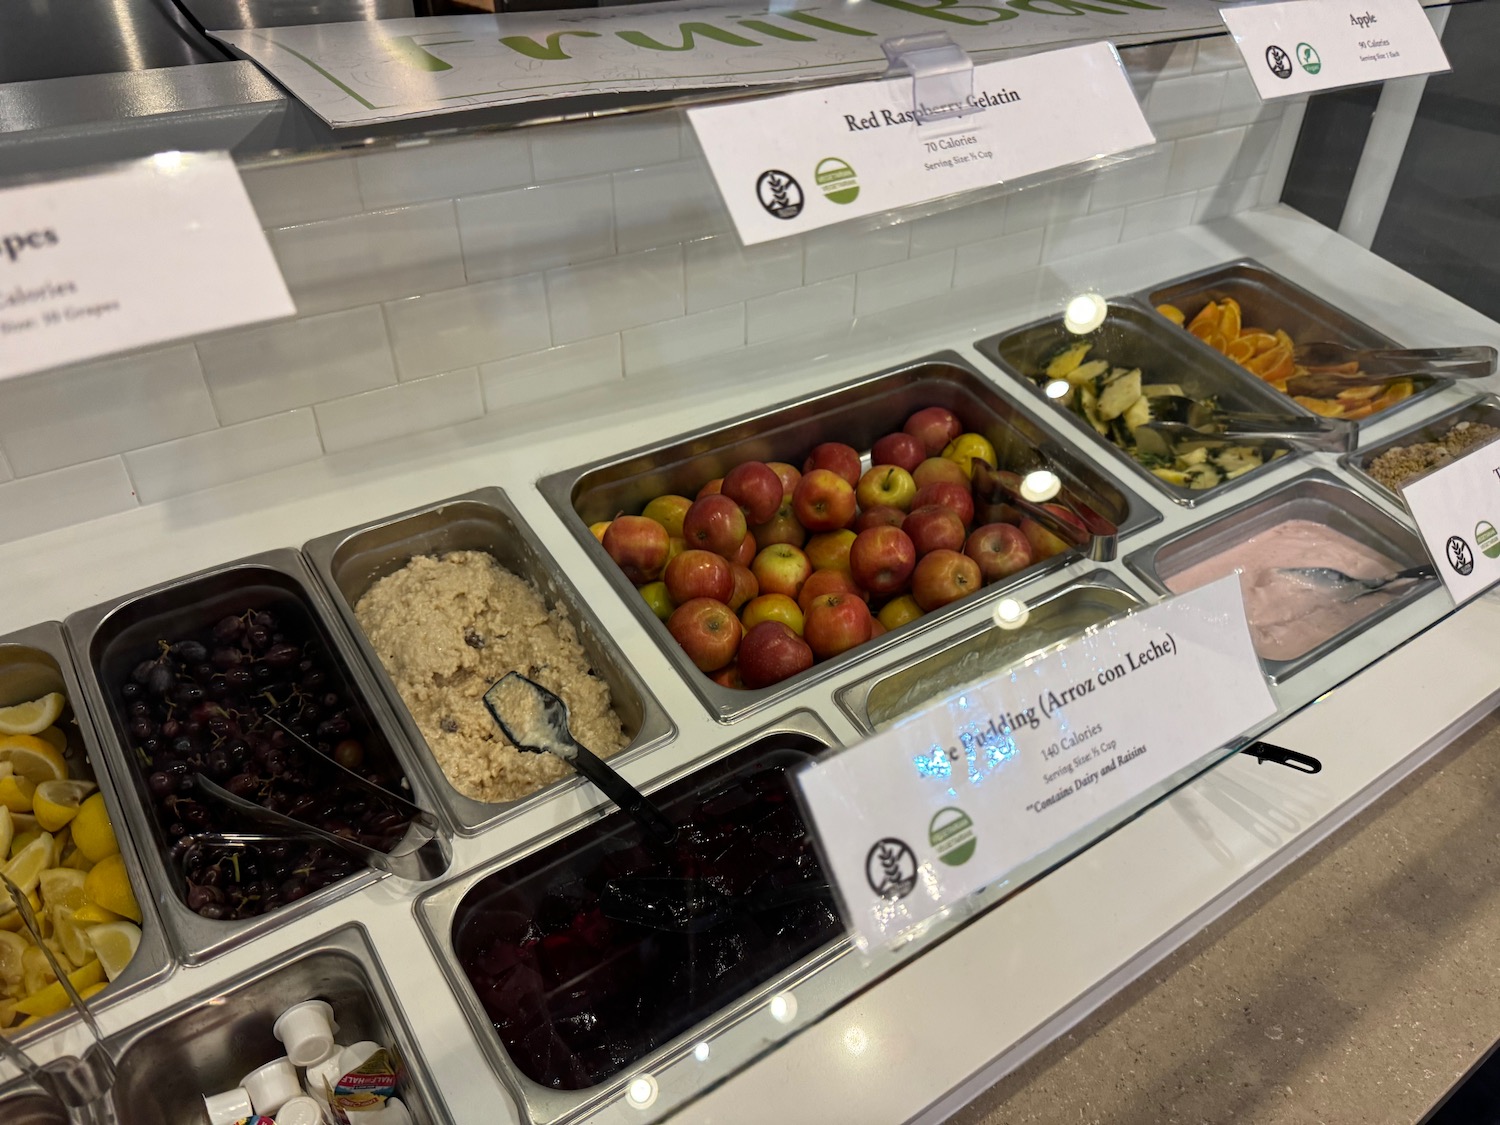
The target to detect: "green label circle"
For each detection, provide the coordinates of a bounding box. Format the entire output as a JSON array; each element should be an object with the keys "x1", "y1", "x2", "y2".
[
  {"x1": 929, "y1": 807, "x2": 976, "y2": 867},
  {"x1": 1297, "y1": 43, "x2": 1321, "y2": 74},
  {"x1": 815, "y1": 157, "x2": 859, "y2": 205},
  {"x1": 1477, "y1": 520, "x2": 1500, "y2": 559}
]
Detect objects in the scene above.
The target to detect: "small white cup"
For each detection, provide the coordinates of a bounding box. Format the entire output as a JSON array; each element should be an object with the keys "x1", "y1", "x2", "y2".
[
  {"x1": 203, "y1": 1087, "x2": 254, "y2": 1125},
  {"x1": 242, "y1": 1056, "x2": 302, "y2": 1116},
  {"x1": 304, "y1": 1049, "x2": 347, "y2": 1105},
  {"x1": 273, "y1": 1094, "x2": 326, "y2": 1125},
  {"x1": 273, "y1": 1000, "x2": 339, "y2": 1067}
]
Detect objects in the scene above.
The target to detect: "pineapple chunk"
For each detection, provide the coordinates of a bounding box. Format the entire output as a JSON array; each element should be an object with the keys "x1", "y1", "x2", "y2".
[
  {"x1": 1097, "y1": 369, "x2": 1142, "y2": 421},
  {"x1": 1046, "y1": 342, "x2": 1092, "y2": 379}
]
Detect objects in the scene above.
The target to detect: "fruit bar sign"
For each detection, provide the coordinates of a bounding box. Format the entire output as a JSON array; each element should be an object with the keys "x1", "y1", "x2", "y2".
[{"x1": 794, "y1": 574, "x2": 1275, "y2": 948}]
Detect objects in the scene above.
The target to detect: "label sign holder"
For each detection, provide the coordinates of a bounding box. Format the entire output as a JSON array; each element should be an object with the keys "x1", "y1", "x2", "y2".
[
  {"x1": 1401, "y1": 435, "x2": 1500, "y2": 606},
  {"x1": 881, "y1": 33, "x2": 979, "y2": 126},
  {"x1": 792, "y1": 576, "x2": 1277, "y2": 951}
]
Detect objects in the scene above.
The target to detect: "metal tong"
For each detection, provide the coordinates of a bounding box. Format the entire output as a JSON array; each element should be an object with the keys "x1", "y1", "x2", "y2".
[
  {"x1": 1292, "y1": 342, "x2": 1497, "y2": 378},
  {"x1": 192, "y1": 716, "x2": 447, "y2": 881},
  {"x1": 0, "y1": 872, "x2": 119, "y2": 1125},
  {"x1": 970, "y1": 461, "x2": 1118, "y2": 562},
  {"x1": 1133, "y1": 417, "x2": 1356, "y2": 459}
]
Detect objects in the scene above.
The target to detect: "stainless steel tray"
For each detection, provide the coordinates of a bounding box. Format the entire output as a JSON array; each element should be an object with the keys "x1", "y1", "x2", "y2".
[
  {"x1": 1340, "y1": 394, "x2": 1500, "y2": 508},
  {"x1": 103, "y1": 923, "x2": 453, "y2": 1124},
  {"x1": 836, "y1": 572, "x2": 1145, "y2": 734},
  {"x1": 0, "y1": 1081, "x2": 65, "y2": 1125},
  {"x1": 1124, "y1": 471, "x2": 1434, "y2": 683},
  {"x1": 974, "y1": 300, "x2": 1308, "y2": 508},
  {"x1": 538, "y1": 352, "x2": 1160, "y2": 724},
  {"x1": 1142, "y1": 258, "x2": 1446, "y2": 426},
  {"x1": 64, "y1": 549, "x2": 454, "y2": 964},
  {"x1": 0, "y1": 622, "x2": 174, "y2": 1045},
  {"x1": 304, "y1": 487, "x2": 677, "y2": 838},
  {"x1": 414, "y1": 709, "x2": 854, "y2": 1125}
]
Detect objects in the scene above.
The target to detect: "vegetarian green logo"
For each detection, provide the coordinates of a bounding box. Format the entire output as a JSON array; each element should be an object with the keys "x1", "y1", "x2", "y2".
[
  {"x1": 1297, "y1": 42, "x2": 1321, "y2": 74},
  {"x1": 1476, "y1": 520, "x2": 1500, "y2": 559},
  {"x1": 929, "y1": 807, "x2": 976, "y2": 867},
  {"x1": 815, "y1": 157, "x2": 859, "y2": 205}
]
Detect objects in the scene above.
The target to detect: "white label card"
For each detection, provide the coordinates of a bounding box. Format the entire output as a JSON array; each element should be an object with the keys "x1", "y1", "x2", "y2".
[
  {"x1": 687, "y1": 41, "x2": 1154, "y2": 246},
  {"x1": 0, "y1": 152, "x2": 294, "y2": 381},
  {"x1": 795, "y1": 575, "x2": 1276, "y2": 949},
  {"x1": 1401, "y1": 433, "x2": 1500, "y2": 605},
  {"x1": 1220, "y1": 0, "x2": 1450, "y2": 101}
]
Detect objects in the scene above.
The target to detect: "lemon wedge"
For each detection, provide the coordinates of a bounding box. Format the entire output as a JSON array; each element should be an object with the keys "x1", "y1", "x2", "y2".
[
  {"x1": 2, "y1": 833, "x2": 54, "y2": 909},
  {"x1": 69, "y1": 794, "x2": 118, "y2": 864},
  {"x1": 15, "y1": 959, "x2": 103, "y2": 1018},
  {"x1": 0, "y1": 735, "x2": 67, "y2": 784},
  {"x1": 0, "y1": 776, "x2": 35, "y2": 815},
  {"x1": 38, "y1": 868, "x2": 86, "y2": 913},
  {"x1": 32, "y1": 780, "x2": 95, "y2": 833},
  {"x1": 53, "y1": 908, "x2": 91, "y2": 968},
  {"x1": 36, "y1": 727, "x2": 67, "y2": 755},
  {"x1": 71, "y1": 903, "x2": 122, "y2": 925},
  {"x1": 0, "y1": 694, "x2": 64, "y2": 737},
  {"x1": 86, "y1": 921, "x2": 140, "y2": 981},
  {"x1": 0, "y1": 807, "x2": 11, "y2": 861},
  {"x1": 83, "y1": 854, "x2": 140, "y2": 924},
  {"x1": 0, "y1": 930, "x2": 24, "y2": 986}
]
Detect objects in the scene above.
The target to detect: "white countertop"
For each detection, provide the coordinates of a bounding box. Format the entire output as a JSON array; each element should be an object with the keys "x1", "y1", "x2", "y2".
[{"x1": 6, "y1": 206, "x2": 1500, "y2": 1125}]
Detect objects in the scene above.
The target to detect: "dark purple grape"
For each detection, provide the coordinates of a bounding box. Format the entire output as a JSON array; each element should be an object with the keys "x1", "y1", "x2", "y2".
[
  {"x1": 121, "y1": 682, "x2": 141, "y2": 701},
  {"x1": 170, "y1": 737, "x2": 196, "y2": 757},
  {"x1": 211, "y1": 647, "x2": 243, "y2": 670},
  {"x1": 253, "y1": 663, "x2": 274, "y2": 683},
  {"x1": 173, "y1": 683, "x2": 204, "y2": 705},
  {"x1": 147, "y1": 772, "x2": 173, "y2": 797},
  {"x1": 253, "y1": 611, "x2": 276, "y2": 630},
  {"x1": 265, "y1": 643, "x2": 299, "y2": 668},
  {"x1": 248, "y1": 626, "x2": 271, "y2": 649},
  {"x1": 226, "y1": 667, "x2": 252, "y2": 689},
  {"x1": 198, "y1": 903, "x2": 228, "y2": 920},
  {"x1": 131, "y1": 659, "x2": 156, "y2": 685},
  {"x1": 300, "y1": 670, "x2": 327, "y2": 690},
  {"x1": 205, "y1": 750, "x2": 231, "y2": 777},
  {"x1": 227, "y1": 773, "x2": 260, "y2": 797},
  {"x1": 213, "y1": 616, "x2": 243, "y2": 642},
  {"x1": 172, "y1": 640, "x2": 208, "y2": 664},
  {"x1": 146, "y1": 664, "x2": 174, "y2": 696},
  {"x1": 160, "y1": 719, "x2": 182, "y2": 740},
  {"x1": 129, "y1": 718, "x2": 155, "y2": 740}
]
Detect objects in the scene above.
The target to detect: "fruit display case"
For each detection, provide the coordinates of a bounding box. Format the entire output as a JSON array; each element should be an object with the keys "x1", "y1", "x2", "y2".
[
  {"x1": 1340, "y1": 394, "x2": 1500, "y2": 510},
  {"x1": 975, "y1": 301, "x2": 1315, "y2": 508},
  {"x1": 63, "y1": 550, "x2": 454, "y2": 965},
  {"x1": 537, "y1": 354, "x2": 1159, "y2": 725},
  {"x1": 0, "y1": 622, "x2": 172, "y2": 1042},
  {"x1": 303, "y1": 487, "x2": 677, "y2": 838}
]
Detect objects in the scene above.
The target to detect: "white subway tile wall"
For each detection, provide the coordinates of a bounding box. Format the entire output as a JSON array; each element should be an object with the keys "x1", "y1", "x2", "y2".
[{"x1": 0, "y1": 41, "x2": 1297, "y2": 542}]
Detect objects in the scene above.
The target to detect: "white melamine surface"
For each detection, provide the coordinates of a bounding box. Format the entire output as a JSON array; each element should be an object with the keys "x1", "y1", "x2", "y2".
[{"x1": 4, "y1": 207, "x2": 1499, "y2": 1125}]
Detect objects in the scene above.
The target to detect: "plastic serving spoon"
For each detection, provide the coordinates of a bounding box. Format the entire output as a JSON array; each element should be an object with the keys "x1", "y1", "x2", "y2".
[{"x1": 485, "y1": 672, "x2": 676, "y2": 846}]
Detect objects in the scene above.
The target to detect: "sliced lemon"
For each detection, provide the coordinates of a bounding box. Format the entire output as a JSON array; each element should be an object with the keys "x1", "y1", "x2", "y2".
[
  {"x1": 0, "y1": 892, "x2": 39, "y2": 934},
  {"x1": 0, "y1": 807, "x2": 11, "y2": 861},
  {"x1": 0, "y1": 776, "x2": 35, "y2": 815},
  {"x1": 10, "y1": 831, "x2": 39, "y2": 859},
  {"x1": 86, "y1": 921, "x2": 139, "y2": 981},
  {"x1": 53, "y1": 908, "x2": 91, "y2": 968},
  {"x1": 0, "y1": 931, "x2": 24, "y2": 987},
  {"x1": 31, "y1": 780, "x2": 94, "y2": 833},
  {"x1": 0, "y1": 695, "x2": 65, "y2": 738},
  {"x1": 20, "y1": 944, "x2": 53, "y2": 997},
  {"x1": 0, "y1": 736, "x2": 66, "y2": 785},
  {"x1": 71, "y1": 903, "x2": 122, "y2": 925},
  {"x1": 83, "y1": 854, "x2": 140, "y2": 924},
  {"x1": 62, "y1": 849, "x2": 93, "y2": 873},
  {"x1": 1, "y1": 832, "x2": 54, "y2": 909},
  {"x1": 69, "y1": 794, "x2": 117, "y2": 864},
  {"x1": 0, "y1": 999, "x2": 14, "y2": 1029},
  {"x1": 38, "y1": 868, "x2": 86, "y2": 912},
  {"x1": 76, "y1": 981, "x2": 107, "y2": 1000},
  {"x1": 15, "y1": 959, "x2": 103, "y2": 1018},
  {"x1": 36, "y1": 727, "x2": 67, "y2": 755}
]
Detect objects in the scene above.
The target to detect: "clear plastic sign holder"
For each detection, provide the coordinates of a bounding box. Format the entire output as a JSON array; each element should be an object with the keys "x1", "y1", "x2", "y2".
[{"x1": 880, "y1": 33, "x2": 981, "y2": 126}]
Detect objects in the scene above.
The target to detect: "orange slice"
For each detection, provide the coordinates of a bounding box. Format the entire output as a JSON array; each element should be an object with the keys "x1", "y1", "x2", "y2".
[
  {"x1": 1217, "y1": 298, "x2": 1242, "y2": 340},
  {"x1": 1187, "y1": 301, "x2": 1221, "y2": 334}
]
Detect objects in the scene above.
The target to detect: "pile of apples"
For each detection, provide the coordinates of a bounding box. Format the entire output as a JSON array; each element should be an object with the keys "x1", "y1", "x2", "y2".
[{"x1": 592, "y1": 406, "x2": 1075, "y2": 690}]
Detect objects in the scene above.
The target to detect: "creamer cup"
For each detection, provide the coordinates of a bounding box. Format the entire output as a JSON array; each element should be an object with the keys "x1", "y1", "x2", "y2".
[
  {"x1": 273, "y1": 1001, "x2": 339, "y2": 1067},
  {"x1": 203, "y1": 1087, "x2": 253, "y2": 1125},
  {"x1": 242, "y1": 1057, "x2": 302, "y2": 1116}
]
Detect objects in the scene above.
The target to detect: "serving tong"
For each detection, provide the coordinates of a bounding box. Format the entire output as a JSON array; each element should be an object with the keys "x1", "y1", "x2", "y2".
[
  {"x1": 1276, "y1": 563, "x2": 1436, "y2": 600},
  {"x1": 970, "y1": 461, "x2": 1118, "y2": 562},
  {"x1": 0, "y1": 872, "x2": 119, "y2": 1125},
  {"x1": 1284, "y1": 344, "x2": 1496, "y2": 398},
  {"x1": 190, "y1": 715, "x2": 447, "y2": 882}
]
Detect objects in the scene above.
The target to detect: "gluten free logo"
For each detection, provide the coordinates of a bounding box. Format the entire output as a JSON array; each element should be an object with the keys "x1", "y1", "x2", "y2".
[
  {"x1": 1266, "y1": 44, "x2": 1293, "y2": 79},
  {"x1": 1447, "y1": 534, "x2": 1475, "y2": 576},
  {"x1": 865, "y1": 838, "x2": 918, "y2": 900},
  {"x1": 815, "y1": 157, "x2": 859, "y2": 205},
  {"x1": 928, "y1": 807, "x2": 976, "y2": 867},
  {"x1": 756, "y1": 170, "x2": 803, "y2": 220},
  {"x1": 1297, "y1": 42, "x2": 1322, "y2": 74}
]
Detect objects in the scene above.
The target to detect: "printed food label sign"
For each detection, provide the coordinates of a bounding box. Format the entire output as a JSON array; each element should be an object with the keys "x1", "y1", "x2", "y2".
[
  {"x1": 212, "y1": 0, "x2": 1230, "y2": 127},
  {"x1": 1401, "y1": 435, "x2": 1500, "y2": 605},
  {"x1": 794, "y1": 575, "x2": 1275, "y2": 948}
]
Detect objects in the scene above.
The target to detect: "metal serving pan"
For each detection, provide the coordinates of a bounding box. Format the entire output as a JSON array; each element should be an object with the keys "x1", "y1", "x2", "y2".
[
  {"x1": 975, "y1": 300, "x2": 1310, "y2": 508},
  {"x1": 305, "y1": 488, "x2": 677, "y2": 838},
  {"x1": 64, "y1": 549, "x2": 453, "y2": 964},
  {"x1": 1341, "y1": 394, "x2": 1500, "y2": 509},
  {"x1": 538, "y1": 353, "x2": 1159, "y2": 724},
  {"x1": 0, "y1": 1082, "x2": 65, "y2": 1125},
  {"x1": 1142, "y1": 258, "x2": 1445, "y2": 425},
  {"x1": 836, "y1": 572, "x2": 1145, "y2": 734},
  {"x1": 415, "y1": 710, "x2": 853, "y2": 1125},
  {"x1": 0, "y1": 622, "x2": 173, "y2": 1045},
  {"x1": 1124, "y1": 471, "x2": 1434, "y2": 683},
  {"x1": 103, "y1": 923, "x2": 453, "y2": 1124}
]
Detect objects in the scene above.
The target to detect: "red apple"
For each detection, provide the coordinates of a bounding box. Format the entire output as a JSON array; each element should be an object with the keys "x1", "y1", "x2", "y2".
[
  {"x1": 697, "y1": 478, "x2": 723, "y2": 499},
  {"x1": 602, "y1": 516, "x2": 670, "y2": 585},
  {"x1": 804, "y1": 593, "x2": 873, "y2": 659},
  {"x1": 855, "y1": 505, "x2": 906, "y2": 533},
  {"x1": 728, "y1": 563, "x2": 759, "y2": 612},
  {"x1": 751, "y1": 499, "x2": 807, "y2": 549},
  {"x1": 913, "y1": 456, "x2": 969, "y2": 490},
  {"x1": 965, "y1": 523, "x2": 1034, "y2": 582},
  {"x1": 711, "y1": 663, "x2": 745, "y2": 690},
  {"x1": 766, "y1": 461, "x2": 802, "y2": 497},
  {"x1": 664, "y1": 549, "x2": 733, "y2": 604},
  {"x1": 904, "y1": 407, "x2": 963, "y2": 455},
  {"x1": 722, "y1": 461, "x2": 784, "y2": 526},
  {"x1": 734, "y1": 529, "x2": 758, "y2": 568},
  {"x1": 668, "y1": 597, "x2": 743, "y2": 672},
  {"x1": 793, "y1": 469, "x2": 857, "y2": 533},
  {"x1": 798, "y1": 569, "x2": 865, "y2": 613},
  {"x1": 903, "y1": 505, "x2": 967, "y2": 556},
  {"x1": 738, "y1": 621, "x2": 815, "y2": 689},
  {"x1": 752, "y1": 543, "x2": 812, "y2": 599},
  {"x1": 1022, "y1": 503, "x2": 1087, "y2": 561},
  {"x1": 912, "y1": 549, "x2": 982, "y2": 611},
  {"x1": 869, "y1": 617, "x2": 888, "y2": 639},
  {"x1": 683, "y1": 494, "x2": 748, "y2": 559},
  {"x1": 912, "y1": 481, "x2": 975, "y2": 526},
  {"x1": 871, "y1": 432, "x2": 927, "y2": 474},
  {"x1": 806, "y1": 529, "x2": 856, "y2": 576},
  {"x1": 802, "y1": 442, "x2": 862, "y2": 488},
  {"x1": 850, "y1": 527, "x2": 916, "y2": 597},
  {"x1": 856, "y1": 465, "x2": 918, "y2": 513}
]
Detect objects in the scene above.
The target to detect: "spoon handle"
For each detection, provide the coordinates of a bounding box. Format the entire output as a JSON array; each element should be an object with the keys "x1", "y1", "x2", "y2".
[{"x1": 569, "y1": 742, "x2": 678, "y2": 842}]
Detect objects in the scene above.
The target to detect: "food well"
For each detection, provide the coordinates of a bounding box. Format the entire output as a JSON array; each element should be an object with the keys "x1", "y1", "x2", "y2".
[
  {"x1": 305, "y1": 489, "x2": 676, "y2": 837},
  {"x1": 1342, "y1": 395, "x2": 1500, "y2": 507}
]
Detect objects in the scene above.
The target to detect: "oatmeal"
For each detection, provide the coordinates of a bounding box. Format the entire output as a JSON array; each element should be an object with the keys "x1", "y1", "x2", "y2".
[
  {"x1": 1367, "y1": 419, "x2": 1500, "y2": 492},
  {"x1": 354, "y1": 551, "x2": 627, "y2": 802}
]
